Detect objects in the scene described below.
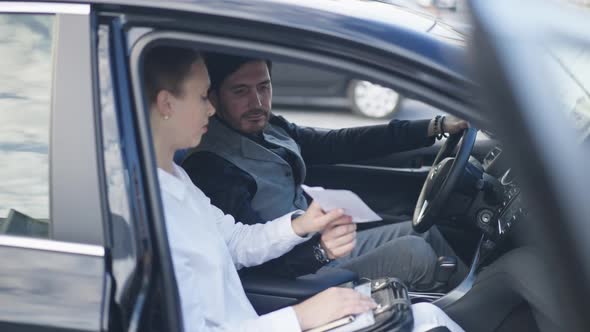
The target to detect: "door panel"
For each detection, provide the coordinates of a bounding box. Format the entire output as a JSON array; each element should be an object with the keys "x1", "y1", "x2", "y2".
[
  {"x1": 0, "y1": 238, "x2": 105, "y2": 331},
  {"x1": 359, "y1": 134, "x2": 496, "y2": 168},
  {"x1": 306, "y1": 164, "x2": 426, "y2": 222},
  {"x1": 306, "y1": 135, "x2": 497, "y2": 222}
]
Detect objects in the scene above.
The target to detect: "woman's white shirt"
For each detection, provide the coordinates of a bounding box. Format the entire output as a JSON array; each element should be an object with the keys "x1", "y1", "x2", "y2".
[
  {"x1": 157, "y1": 164, "x2": 465, "y2": 332},
  {"x1": 158, "y1": 164, "x2": 309, "y2": 332}
]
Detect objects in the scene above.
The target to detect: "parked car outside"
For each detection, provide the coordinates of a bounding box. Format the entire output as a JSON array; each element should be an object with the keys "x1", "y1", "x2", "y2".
[
  {"x1": 271, "y1": 2, "x2": 465, "y2": 119},
  {"x1": 0, "y1": 0, "x2": 588, "y2": 331},
  {"x1": 272, "y1": 62, "x2": 403, "y2": 119}
]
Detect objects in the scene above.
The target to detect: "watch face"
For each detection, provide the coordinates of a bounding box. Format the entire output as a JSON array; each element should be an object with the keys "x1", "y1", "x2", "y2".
[
  {"x1": 314, "y1": 244, "x2": 330, "y2": 263},
  {"x1": 314, "y1": 251, "x2": 323, "y2": 262}
]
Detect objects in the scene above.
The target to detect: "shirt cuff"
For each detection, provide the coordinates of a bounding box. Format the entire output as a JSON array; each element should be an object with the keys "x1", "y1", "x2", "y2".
[
  {"x1": 257, "y1": 306, "x2": 302, "y2": 332},
  {"x1": 277, "y1": 210, "x2": 312, "y2": 243}
]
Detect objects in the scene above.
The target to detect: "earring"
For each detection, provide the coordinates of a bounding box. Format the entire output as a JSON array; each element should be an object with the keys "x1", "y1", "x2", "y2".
[{"x1": 163, "y1": 115, "x2": 169, "y2": 120}]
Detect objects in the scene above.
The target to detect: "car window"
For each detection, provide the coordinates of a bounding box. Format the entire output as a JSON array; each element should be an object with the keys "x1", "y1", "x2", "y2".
[
  {"x1": 0, "y1": 14, "x2": 54, "y2": 238},
  {"x1": 271, "y1": 61, "x2": 442, "y2": 128}
]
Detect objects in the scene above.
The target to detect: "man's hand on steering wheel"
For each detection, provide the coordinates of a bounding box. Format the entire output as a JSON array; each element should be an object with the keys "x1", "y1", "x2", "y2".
[
  {"x1": 413, "y1": 125, "x2": 478, "y2": 233},
  {"x1": 442, "y1": 115, "x2": 469, "y2": 134},
  {"x1": 428, "y1": 115, "x2": 469, "y2": 137}
]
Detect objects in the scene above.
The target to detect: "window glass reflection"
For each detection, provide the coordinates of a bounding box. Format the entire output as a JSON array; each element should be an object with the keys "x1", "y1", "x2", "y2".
[
  {"x1": 0, "y1": 14, "x2": 54, "y2": 237},
  {"x1": 548, "y1": 45, "x2": 590, "y2": 143}
]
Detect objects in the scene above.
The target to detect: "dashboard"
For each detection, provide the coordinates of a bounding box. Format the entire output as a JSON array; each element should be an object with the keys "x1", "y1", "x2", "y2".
[
  {"x1": 472, "y1": 146, "x2": 527, "y2": 239},
  {"x1": 496, "y1": 172, "x2": 524, "y2": 236}
]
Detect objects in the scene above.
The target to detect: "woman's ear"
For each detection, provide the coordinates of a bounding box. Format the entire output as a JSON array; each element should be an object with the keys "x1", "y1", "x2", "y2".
[{"x1": 155, "y1": 89, "x2": 174, "y2": 119}]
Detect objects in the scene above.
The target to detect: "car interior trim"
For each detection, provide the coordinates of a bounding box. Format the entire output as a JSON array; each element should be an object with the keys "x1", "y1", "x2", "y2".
[
  {"x1": 433, "y1": 235, "x2": 483, "y2": 308},
  {"x1": 0, "y1": 2, "x2": 89, "y2": 14},
  {"x1": 331, "y1": 163, "x2": 432, "y2": 174},
  {"x1": 0, "y1": 235, "x2": 105, "y2": 257}
]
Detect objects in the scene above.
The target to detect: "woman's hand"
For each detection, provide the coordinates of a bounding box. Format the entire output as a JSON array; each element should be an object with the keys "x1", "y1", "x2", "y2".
[
  {"x1": 292, "y1": 287, "x2": 377, "y2": 331},
  {"x1": 291, "y1": 201, "x2": 350, "y2": 236}
]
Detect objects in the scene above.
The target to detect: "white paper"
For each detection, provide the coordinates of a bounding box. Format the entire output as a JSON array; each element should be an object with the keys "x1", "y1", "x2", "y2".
[
  {"x1": 328, "y1": 283, "x2": 375, "y2": 332},
  {"x1": 302, "y1": 185, "x2": 382, "y2": 223}
]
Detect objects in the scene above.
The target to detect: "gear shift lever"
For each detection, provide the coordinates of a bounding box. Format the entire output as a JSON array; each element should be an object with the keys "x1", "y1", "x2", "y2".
[
  {"x1": 411, "y1": 256, "x2": 458, "y2": 293},
  {"x1": 435, "y1": 256, "x2": 458, "y2": 286}
]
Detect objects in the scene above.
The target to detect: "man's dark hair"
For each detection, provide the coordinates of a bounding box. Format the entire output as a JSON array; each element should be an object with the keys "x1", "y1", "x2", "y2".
[
  {"x1": 143, "y1": 46, "x2": 203, "y2": 104},
  {"x1": 205, "y1": 52, "x2": 272, "y2": 94}
]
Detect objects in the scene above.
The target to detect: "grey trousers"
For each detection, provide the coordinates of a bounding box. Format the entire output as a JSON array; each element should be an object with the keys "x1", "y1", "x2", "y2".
[{"x1": 319, "y1": 221, "x2": 468, "y2": 290}]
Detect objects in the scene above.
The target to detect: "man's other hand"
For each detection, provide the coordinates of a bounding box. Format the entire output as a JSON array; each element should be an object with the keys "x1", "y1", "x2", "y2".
[{"x1": 320, "y1": 216, "x2": 356, "y2": 259}]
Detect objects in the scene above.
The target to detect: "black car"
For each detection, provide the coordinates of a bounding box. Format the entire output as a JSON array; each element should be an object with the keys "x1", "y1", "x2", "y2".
[{"x1": 0, "y1": 0, "x2": 589, "y2": 331}]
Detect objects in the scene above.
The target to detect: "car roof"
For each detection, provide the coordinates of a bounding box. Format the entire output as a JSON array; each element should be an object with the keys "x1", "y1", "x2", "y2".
[{"x1": 80, "y1": 0, "x2": 469, "y2": 78}]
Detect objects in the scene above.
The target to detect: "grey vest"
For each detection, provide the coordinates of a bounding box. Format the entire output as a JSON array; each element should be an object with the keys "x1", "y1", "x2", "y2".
[{"x1": 190, "y1": 116, "x2": 308, "y2": 220}]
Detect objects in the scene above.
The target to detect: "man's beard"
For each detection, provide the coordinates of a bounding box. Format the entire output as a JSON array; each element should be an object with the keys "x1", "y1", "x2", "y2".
[
  {"x1": 217, "y1": 106, "x2": 270, "y2": 134},
  {"x1": 242, "y1": 108, "x2": 269, "y2": 120}
]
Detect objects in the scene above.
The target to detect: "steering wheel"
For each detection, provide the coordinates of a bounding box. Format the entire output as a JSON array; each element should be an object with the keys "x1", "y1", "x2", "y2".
[{"x1": 412, "y1": 127, "x2": 478, "y2": 233}]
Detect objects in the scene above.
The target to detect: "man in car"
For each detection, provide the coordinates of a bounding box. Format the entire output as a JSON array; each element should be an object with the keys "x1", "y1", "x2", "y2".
[{"x1": 181, "y1": 53, "x2": 469, "y2": 290}]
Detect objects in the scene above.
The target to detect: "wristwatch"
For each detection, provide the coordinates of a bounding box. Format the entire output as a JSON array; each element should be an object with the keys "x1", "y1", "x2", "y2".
[{"x1": 313, "y1": 242, "x2": 332, "y2": 264}]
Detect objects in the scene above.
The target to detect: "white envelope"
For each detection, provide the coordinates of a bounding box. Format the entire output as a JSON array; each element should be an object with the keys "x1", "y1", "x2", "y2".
[{"x1": 302, "y1": 185, "x2": 383, "y2": 223}]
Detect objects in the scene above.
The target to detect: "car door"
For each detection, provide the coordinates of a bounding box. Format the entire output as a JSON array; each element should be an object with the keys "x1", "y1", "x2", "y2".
[
  {"x1": 469, "y1": 0, "x2": 590, "y2": 330},
  {"x1": 96, "y1": 11, "x2": 185, "y2": 332},
  {"x1": 0, "y1": 3, "x2": 108, "y2": 331}
]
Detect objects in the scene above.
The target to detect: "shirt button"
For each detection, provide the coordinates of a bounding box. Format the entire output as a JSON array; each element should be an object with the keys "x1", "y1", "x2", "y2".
[{"x1": 285, "y1": 171, "x2": 292, "y2": 177}]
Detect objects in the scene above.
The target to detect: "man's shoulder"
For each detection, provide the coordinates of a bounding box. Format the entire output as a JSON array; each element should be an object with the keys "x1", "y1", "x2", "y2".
[
  {"x1": 269, "y1": 113, "x2": 295, "y2": 130},
  {"x1": 181, "y1": 150, "x2": 259, "y2": 209},
  {"x1": 182, "y1": 151, "x2": 233, "y2": 175},
  {"x1": 269, "y1": 113, "x2": 305, "y2": 141},
  {"x1": 182, "y1": 150, "x2": 256, "y2": 184},
  {"x1": 196, "y1": 117, "x2": 243, "y2": 153}
]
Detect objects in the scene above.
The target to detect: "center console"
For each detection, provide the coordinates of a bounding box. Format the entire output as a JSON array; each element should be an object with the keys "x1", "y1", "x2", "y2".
[{"x1": 408, "y1": 235, "x2": 483, "y2": 307}]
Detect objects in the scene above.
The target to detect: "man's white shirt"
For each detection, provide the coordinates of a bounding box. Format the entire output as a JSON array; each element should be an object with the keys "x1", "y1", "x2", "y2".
[{"x1": 158, "y1": 164, "x2": 308, "y2": 332}]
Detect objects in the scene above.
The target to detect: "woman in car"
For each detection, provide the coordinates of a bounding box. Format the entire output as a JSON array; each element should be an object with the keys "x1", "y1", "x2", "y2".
[{"x1": 145, "y1": 45, "x2": 464, "y2": 332}]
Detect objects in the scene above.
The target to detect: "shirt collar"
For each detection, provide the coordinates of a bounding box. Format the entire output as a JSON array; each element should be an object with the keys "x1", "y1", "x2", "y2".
[{"x1": 157, "y1": 164, "x2": 187, "y2": 201}]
